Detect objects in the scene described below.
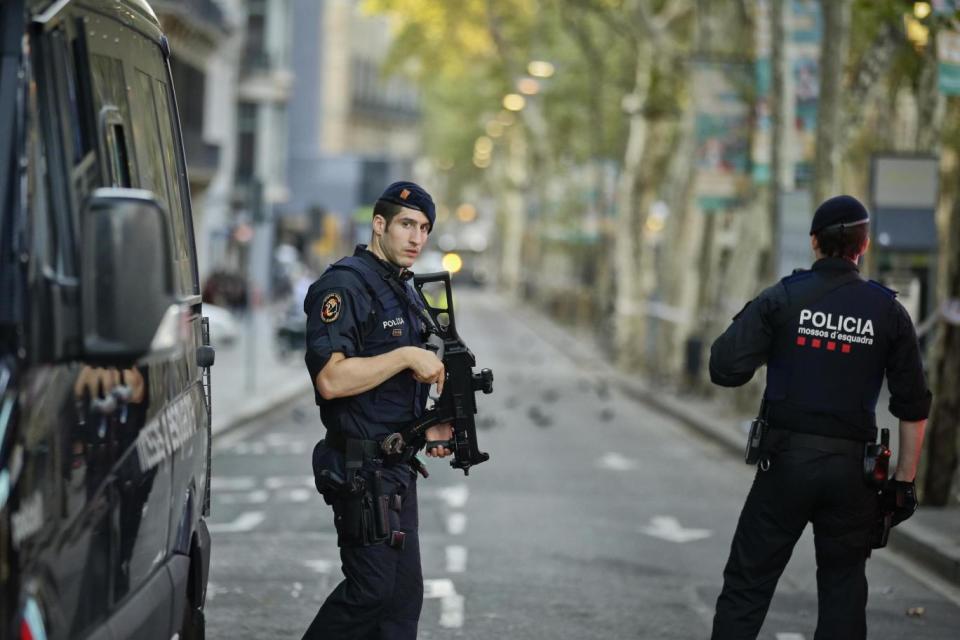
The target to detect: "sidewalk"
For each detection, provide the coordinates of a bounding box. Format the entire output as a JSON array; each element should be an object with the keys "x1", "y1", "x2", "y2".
[
  {"x1": 518, "y1": 300, "x2": 960, "y2": 588},
  {"x1": 208, "y1": 306, "x2": 312, "y2": 437}
]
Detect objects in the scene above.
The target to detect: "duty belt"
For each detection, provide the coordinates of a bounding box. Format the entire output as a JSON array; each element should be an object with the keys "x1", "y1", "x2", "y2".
[
  {"x1": 767, "y1": 429, "x2": 865, "y2": 458},
  {"x1": 325, "y1": 431, "x2": 418, "y2": 462}
]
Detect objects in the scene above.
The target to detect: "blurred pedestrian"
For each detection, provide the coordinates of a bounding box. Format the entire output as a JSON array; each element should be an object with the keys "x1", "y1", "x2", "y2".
[{"x1": 708, "y1": 195, "x2": 931, "y2": 639}]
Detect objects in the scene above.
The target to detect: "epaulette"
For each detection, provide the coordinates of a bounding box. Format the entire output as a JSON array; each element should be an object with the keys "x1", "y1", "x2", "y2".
[
  {"x1": 780, "y1": 268, "x2": 813, "y2": 284},
  {"x1": 867, "y1": 279, "x2": 898, "y2": 298}
]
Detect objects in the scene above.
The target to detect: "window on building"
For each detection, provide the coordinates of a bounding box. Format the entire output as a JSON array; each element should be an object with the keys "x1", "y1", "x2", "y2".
[{"x1": 236, "y1": 101, "x2": 258, "y2": 182}]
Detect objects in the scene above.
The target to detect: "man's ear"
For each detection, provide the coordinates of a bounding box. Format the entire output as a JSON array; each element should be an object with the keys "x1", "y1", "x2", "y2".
[
  {"x1": 372, "y1": 214, "x2": 386, "y2": 237},
  {"x1": 810, "y1": 234, "x2": 819, "y2": 253}
]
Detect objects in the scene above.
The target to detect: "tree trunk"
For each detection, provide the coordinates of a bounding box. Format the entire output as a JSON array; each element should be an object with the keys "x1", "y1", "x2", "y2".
[
  {"x1": 813, "y1": 0, "x2": 851, "y2": 205},
  {"x1": 613, "y1": 47, "x2": 653, "y2": 368},
  {"x1": 923, "y1": 105, "x2": 960, "y2": 505}
]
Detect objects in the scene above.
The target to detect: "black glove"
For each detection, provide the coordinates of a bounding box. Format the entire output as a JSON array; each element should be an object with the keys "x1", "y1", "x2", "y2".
[{"x1": 886, "y1": 480, "x2": 918, "y2": 526}]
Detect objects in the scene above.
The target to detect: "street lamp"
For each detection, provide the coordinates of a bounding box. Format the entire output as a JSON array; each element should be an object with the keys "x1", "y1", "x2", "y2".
[
  {"x1": 517, "y1": 77, "x2": 541, "y2": 96},
  {"x1": 502, "y1": 93, "x2": 526, "y2": 111},
  {"x1": 527, "y1": 60, "x2": 555, "y2": 78}
]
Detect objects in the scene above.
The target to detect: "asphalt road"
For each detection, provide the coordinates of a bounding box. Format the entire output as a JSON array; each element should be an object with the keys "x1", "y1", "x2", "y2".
[{"x1": 205, "y1": 290, "x2": 960, "y2": 639}]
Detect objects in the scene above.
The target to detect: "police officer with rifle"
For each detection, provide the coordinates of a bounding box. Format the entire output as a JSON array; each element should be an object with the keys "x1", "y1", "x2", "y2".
[
  {"x1": 708, "y1": 195, "x2": 931, "y2": 639},
  {"x1": 300, "y1": 181, "x2": 492, "y2": 640}
]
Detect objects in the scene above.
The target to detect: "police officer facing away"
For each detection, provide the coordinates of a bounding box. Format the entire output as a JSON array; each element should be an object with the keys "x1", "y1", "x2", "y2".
[
  {"x1": 709, "y1": 195, "x2": 931, "y2": 639},
  {"x1": 301, "y1": 181, "x2": 453, "y2": 640}
]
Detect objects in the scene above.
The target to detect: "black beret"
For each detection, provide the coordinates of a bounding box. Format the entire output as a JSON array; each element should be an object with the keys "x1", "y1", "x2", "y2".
[
  {"x1": 377, "y1": 181, "x2": 436, "y2": 230},
  {"x1": 810, "y1": 195, "x2": 870, "y2": 235}
]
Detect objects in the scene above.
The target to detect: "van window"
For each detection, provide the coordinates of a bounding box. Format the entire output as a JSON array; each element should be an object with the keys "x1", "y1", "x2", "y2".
[
  {"x1": 129, "y1": 71, "x2": 194, "y2": 296},
  {"x1": 89, "y1": 53, "x2": 135, "y2": 186}
]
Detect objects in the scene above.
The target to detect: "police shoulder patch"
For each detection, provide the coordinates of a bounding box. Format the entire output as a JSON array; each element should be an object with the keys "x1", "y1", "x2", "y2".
[{"x1": 321, "y1": 292, "x2": 343, "y2": 323}]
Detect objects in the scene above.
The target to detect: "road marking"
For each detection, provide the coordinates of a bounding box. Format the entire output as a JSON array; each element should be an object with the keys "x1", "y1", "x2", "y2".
[
  {"x1": 285, "y1": 488, "x2": 312, "y2": 503},
  {"x1": 217, "y1": 490, "x2": 269, "y2": 505},
  {"x1": 640, "y1": 516, "x2": 712, "y2": 543},
  {"x1": 264, "y1": 475, "x2": 315, "y2": 490},
  {"x1": 598, "y1": 452, "x2": 638, "y2": 471},
  {"x1": 437, "y1": 484, "x2": 469, "y2": 508},
  {"x1": 445, "y1": 545, "x2": 468, "y2": 573},
  {"x1": 424, "y1": 579, "x2": 464, "y2": 628},
  {"x1": 208, "y1": 511, "x2": 265, "y2": 534},
  {"x1": 303, "y1": 559, "x2": 334, "y2": 574},
  {"x1": 776, "y1": 634, "x2": 806, "y2": 640},
  {"x1": 211, "y1": 476, "x2": 257, "y2": 491},
  {"x1": 447, "y1": 513, "x2": 467, "y2": 535}
]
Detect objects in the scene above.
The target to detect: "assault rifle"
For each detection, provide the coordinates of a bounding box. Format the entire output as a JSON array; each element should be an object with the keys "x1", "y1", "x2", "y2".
[{"x1": 381, "y1": 271, "x2": 493, "y2": 475}]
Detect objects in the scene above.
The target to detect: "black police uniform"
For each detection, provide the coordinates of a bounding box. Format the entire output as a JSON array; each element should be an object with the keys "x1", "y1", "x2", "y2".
[
  {"x1": 301, "y1": 245, "x2": 432, "y2": 640},
  {"x1": 709, "y1": 257, "x2": 931, "y2": 639}
]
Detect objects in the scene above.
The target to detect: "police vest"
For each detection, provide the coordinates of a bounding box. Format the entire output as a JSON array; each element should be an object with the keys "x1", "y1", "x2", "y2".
[
  {"x1": 764, "y1": 271, "x2": 897, "y2": 439},
  {"x1": 326, "y1": 255, "x2": 428, "y2": 426}
]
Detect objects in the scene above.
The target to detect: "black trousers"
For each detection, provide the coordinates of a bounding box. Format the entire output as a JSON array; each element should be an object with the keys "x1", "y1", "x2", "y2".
[
  {"x1": 711, "y1": 446, "x2": 878, "y2": 640},
  {"x1": 303, "y1": 480, "x2": 423, "y2": 640}
]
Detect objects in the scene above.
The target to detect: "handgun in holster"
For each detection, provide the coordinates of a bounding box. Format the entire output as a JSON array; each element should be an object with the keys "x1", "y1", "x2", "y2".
[
  {"x1": 744, "y1": 399, "x2": 769, "y2": 468},
  {"x1": 866, "y1": 428, "x2": 893, "y2": 550}
]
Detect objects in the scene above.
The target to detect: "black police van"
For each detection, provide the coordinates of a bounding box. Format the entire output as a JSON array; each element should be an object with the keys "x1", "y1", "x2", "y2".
[{"x1": 0, "y1": 0, "x2": 214, "y2": 638}]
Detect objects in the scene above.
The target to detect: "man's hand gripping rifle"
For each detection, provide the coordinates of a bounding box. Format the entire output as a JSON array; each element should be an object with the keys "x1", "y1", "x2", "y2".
[{"x1": 380, "y1": 272, "x2": 494, "y2": 475}]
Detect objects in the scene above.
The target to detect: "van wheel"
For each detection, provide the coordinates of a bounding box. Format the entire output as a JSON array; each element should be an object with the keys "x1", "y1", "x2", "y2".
[
  {"x1": 180, "y1": 577, "x2": 206, "y2": 640},
  {"x1": 180, "y1": 598, "x2": 205, "y2": 640}
]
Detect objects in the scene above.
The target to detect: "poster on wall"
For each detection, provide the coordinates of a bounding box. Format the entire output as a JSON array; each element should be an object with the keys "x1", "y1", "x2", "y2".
[{"x1": 692, "y1": 61, "x2": 752, "y2": 212}]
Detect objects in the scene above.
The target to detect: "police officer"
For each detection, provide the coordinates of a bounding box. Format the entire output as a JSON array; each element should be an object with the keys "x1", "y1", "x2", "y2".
[
  {"x1": 301, "y1": 181, "x2": 453, "y2": 640},
  {"x1": 709, "y1": 195, "x2": 931, "y2": 639}
]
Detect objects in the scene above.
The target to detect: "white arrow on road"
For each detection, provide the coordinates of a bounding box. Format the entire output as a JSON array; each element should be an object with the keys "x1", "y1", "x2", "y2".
[
  {"x1": 640, "y1": 516, "x2": 712, "y2": 543},
  {"x1": 598, "y1": 452, "x2": 638, "y2": 471},
  {"x1": 437, "y1": 484, "x2": 469, "y2": 508},
  {"x1": 208, "y1": 511, "x2": 265, "y2": 534},
  {"x1": 423, "y1": 579, "x2": 464, "y2": 628},
  {"x1": 776, "y1": 634, "x2": 806, "y2": 640}
]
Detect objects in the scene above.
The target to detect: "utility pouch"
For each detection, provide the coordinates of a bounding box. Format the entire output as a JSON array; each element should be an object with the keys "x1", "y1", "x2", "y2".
[
  {"x1": 863, "y1": 428, "x2": 892, "y2": 488},
  {"x1": 744, "y1": 417, "x2": 768, "y2": 466}
]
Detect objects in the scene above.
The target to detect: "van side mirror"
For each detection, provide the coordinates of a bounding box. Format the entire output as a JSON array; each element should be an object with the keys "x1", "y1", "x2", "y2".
[{"x1": 81, "y1": 188, "x2": 177, "y2": 364}]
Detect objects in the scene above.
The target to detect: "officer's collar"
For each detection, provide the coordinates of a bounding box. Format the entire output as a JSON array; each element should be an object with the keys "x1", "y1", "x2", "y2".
[
  {"x1": 812, "y1": 256, "x2": 860, "y2": 273},
  {"x1": 355, "y1": 245, "x2": 414, "y2": 282}
]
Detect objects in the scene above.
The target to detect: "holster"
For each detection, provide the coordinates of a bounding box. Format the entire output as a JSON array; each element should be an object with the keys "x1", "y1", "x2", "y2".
[
  {"x1": 318, "y1": 434, "x2": 408, "y2": 548},
  {"x1": 744, "y1": 416, "x2": 769, "y2": 466},
  {"x1": 862, "y1": 428, "x2": 891, "y2": 488}
]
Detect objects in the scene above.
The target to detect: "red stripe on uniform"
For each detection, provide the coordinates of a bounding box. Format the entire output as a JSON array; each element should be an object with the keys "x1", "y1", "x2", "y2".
[
  {"x1": 841, "y1": 343, "x2": 851, "y2": 354},
  {"x1": 796, "y1": 336, "x2": 806, "y2": 346},
  {"x1": 811, "y1": 339, "x2": 821, "y2": 349},
  {"x1": 827, "y1": 341, "x2": 836, "y2": 351}
]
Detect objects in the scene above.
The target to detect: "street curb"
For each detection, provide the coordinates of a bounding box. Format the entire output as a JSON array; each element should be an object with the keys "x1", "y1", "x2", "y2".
[
  {"x1": 211, "y1": 379, "x2": 312, "y2": 440},
  {"x1": 515, "y1": 299, "x2": 960, "y2": 588},
  {"x1": 888, "y1": 516, "x2": 960, "y2": 586}
]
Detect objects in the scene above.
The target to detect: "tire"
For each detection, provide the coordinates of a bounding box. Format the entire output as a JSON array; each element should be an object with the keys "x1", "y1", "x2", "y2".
[{"x1": 180, "y1": 595, "x2": 205, "y2": 640}]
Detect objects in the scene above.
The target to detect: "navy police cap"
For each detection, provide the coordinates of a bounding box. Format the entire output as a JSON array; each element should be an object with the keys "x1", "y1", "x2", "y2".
[
  {"x1": 377, "y1": 181, "x2": 436, "y2": 230},
  {"x1": 809, "y1": 195, "x2": 870, "y2": 235}
]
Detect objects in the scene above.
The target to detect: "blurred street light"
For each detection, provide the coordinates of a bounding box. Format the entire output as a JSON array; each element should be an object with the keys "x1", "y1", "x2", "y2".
[
  {"x1": 456, "y1": 203, "x2": 478, "y2": 223},
  {"x1": 503, "y1": 93, "x2": 526, "y2": 111},
  {"x1": 473, "y1": 156, "x2": 491, "y2": 169},
  {"x1": 442, "y1": 252, "x2": 464, "y2": 274},
  {"x1": 486, "y1": 120, "x2": 505, "y2": 138},
  {"x1": 517, "y1": 77, "x2": 541, "y2": 96},
  {"x1": 527, "y1": 60, "x2": 555, "y2": 78},
  {"x1": 914, "y1": 2, "x2": 932, "y2": 19},
  {"x1": 496, "y1": 111, "x2": 516, "y2": 126},
  {"x1": 475, "y1": 136, "x2": 494, "y2": 155}
]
